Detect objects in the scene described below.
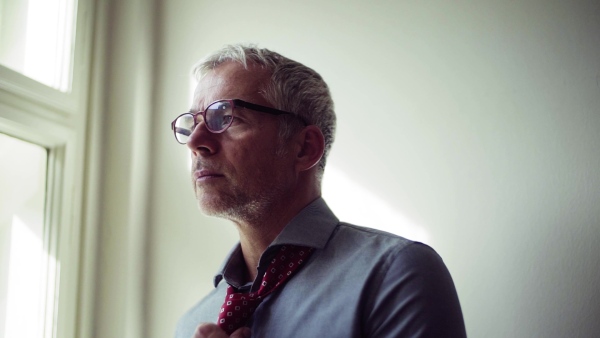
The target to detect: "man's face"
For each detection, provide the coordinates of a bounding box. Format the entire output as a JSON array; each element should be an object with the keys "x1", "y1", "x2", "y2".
[{"x1": 187, "y1": 62, "x2": 296, "y2": 222}]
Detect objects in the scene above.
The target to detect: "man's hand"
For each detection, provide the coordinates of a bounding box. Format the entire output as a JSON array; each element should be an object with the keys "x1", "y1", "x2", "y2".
[{"x1": 193, "y1": 323, "x2": 251, "y2": 338}]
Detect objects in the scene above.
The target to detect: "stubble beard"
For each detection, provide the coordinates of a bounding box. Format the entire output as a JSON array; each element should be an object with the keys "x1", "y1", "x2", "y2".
[
  {"x1": 194, "y1": 176, "x2": 288, "y2": 226},
  {"x1": 193, "y1": 137, "x2": 293, "y2": 225}
]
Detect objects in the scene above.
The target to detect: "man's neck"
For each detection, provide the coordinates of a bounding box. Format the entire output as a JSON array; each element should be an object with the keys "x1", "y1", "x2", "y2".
[{"x1": 234, "y1": 193, "x2": 320, "y2": 282}]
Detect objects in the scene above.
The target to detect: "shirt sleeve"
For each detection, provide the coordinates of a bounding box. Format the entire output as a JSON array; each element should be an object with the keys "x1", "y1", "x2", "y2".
[{"x1": 365, "y1": 242, "x2": 467, "y2": 338}]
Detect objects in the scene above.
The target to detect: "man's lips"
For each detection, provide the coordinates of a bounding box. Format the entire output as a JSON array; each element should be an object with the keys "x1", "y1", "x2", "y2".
[{"x1": 193, "y1": 170, "x2": 224, "y2": 181}]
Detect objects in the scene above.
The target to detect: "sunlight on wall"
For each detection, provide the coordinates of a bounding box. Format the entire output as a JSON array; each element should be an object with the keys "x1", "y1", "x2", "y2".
[
  {"x1": 323, "y1": 166, "x2": 429, "y2": 244},
  {"x1": 3, "y1": 216, "x2": 44, "y2": 338}
]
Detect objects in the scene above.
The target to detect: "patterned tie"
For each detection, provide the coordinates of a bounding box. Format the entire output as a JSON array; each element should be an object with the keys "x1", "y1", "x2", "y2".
[{"x1": 217, "y1": 245, "x2": 314, "y2": 334}]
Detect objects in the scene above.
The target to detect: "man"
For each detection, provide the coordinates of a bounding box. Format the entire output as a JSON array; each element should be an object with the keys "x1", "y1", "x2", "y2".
[{"x1": 172, "y1": 44, "x2": 466, "y2": 338}]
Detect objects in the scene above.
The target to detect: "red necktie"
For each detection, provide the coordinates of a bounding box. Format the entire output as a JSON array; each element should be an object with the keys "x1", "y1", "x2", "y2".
[{"x1": 217, "y1": 245, "x2": 313, "y2": 334}]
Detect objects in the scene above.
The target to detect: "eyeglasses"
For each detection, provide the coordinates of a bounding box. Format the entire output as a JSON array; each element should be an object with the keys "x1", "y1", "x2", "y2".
[{"x1": 171, "y1": 99, "x2": 300, "y2": 144}]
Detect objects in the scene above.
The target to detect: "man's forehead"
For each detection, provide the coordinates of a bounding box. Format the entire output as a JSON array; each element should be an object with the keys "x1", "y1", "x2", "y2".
[{"x1": 191, "y1": 62, "x2": 270, "y2": 110}]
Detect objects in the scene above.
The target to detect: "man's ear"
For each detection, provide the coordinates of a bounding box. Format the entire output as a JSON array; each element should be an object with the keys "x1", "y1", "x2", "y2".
[{"x1": 295, "y1": 125, "x2": 325, "y2": 172}]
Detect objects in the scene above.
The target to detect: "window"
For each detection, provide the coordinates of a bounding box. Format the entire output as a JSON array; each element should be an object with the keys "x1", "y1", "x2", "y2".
[
  {"x1": 0, "y1": 0, "x2": 94, "y2": 337},
  {"x1": 0, "y1": 0, "x2": 77, "y2": 92},
  {"x1": 0, "y1": 134, "x2": 50, "y2": 338}
]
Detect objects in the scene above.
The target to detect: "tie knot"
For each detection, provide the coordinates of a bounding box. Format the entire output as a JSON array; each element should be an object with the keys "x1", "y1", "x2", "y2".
[{"x1": 217, "y1": 245, "x2": 314, "y2": 334}]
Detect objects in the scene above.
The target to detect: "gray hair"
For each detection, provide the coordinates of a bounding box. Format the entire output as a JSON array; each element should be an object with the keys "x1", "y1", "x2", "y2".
[{"x1": 192, "y1": 44, "x2": 336, "y2": 177}]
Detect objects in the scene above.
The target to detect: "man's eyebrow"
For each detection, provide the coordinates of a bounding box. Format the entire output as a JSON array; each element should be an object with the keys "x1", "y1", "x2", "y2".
[{"x1": 190, "y1": 100, "x2": 204, "y2": 112}]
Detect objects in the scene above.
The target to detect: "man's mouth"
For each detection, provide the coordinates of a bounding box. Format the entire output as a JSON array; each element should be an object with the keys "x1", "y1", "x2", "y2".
[{"x1": 194, "y1": 169, "x2": 224, "y2": 182}]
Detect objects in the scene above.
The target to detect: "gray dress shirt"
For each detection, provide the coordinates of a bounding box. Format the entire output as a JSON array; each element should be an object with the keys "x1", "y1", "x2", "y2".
[{"x1": 175, "y1": 198, "x2": 466, "y2": 337}]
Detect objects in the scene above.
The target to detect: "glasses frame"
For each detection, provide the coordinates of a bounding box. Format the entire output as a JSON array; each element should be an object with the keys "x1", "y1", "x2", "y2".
[{"x1": 171, "y1": 99, "x2": 304, "y2": 144}]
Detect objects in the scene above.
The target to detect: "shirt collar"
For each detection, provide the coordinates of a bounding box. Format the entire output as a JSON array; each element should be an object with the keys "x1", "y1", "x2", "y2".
[{"x1": 213, "y1": 197, "x2": 339, "y2": 287}]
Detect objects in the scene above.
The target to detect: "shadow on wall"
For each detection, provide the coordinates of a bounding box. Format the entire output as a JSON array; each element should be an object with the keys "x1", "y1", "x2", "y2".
[{"x1": 323, "y1": 166, "x2": 429, "y2": 244}]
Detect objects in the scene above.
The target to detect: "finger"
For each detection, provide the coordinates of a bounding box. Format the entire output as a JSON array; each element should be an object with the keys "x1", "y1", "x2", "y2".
[
  {"x1": 193, "y1": 323, "x2": 227, "y2": 338},
  {"x1": 230, "y1": 326, "x2": 251, "y2": 338}
]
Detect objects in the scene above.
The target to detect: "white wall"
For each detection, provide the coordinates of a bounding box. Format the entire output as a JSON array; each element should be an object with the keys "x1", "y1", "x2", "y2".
[{"x1": 98, "y1": 0, "x2": 600, "y2": 337}]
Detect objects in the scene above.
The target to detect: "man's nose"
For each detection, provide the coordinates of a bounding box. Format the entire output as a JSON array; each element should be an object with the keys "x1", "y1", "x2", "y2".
[{"x1": 186, "y1": 120, "x2": 218, "y2": 156}]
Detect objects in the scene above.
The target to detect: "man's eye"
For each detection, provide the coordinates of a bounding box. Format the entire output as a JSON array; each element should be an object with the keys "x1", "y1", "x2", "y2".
[
  {"x1": 223, "y1": 116, "x2": 234, "y2": 125},
  {"x1": 229, "y1": 116, "x2": 248, "y2": 127}
]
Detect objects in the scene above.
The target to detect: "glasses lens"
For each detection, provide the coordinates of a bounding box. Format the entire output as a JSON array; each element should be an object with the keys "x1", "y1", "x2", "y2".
[
  {"x1": 205, "y1": 101, "x2": 234, "y2": 132},
  {"x1": 174, "y1": 114, "x2": 195, "y2": 143}
]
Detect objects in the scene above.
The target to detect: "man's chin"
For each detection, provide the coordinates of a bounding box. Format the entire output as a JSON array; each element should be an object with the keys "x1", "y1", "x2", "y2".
[
  {"x1": 196, "y1": 200, "x2": 226, "y2": 217},
  {"x1": 195, "y1": 195, "x2": 237, "y2": 217},
  {"x1": 195, "y1": 195, "x2": 264, "y2": 223}
]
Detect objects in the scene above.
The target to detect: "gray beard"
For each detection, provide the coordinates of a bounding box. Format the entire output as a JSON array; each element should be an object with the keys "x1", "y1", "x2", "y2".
[{"x1": 197, "y1": 182, "x2": 286, "y2": 226}]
